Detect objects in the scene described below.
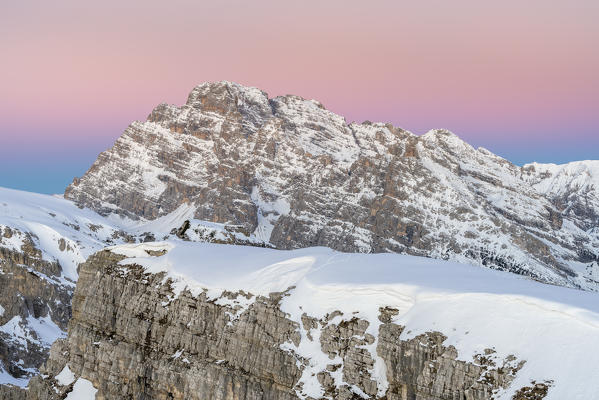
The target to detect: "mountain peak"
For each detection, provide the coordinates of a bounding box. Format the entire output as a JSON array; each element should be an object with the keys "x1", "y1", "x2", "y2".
[
  {"x1": 184, "y1": 81, "x2": 271, "y2": 122},
  {"x1": 64, "y1": 83, "x2": 599, "y2": 292}
]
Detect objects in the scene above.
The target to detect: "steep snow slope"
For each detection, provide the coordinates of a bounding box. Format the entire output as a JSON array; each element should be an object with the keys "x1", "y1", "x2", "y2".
[
  {"x1": 0, "y1": 188, "x2": 120, "y2": 281},
  {"x1": 109, "y1": 240, "x2": 599, "y2": 400},
  {"x1": 65, "y1": 81, "x2": 599, "y2": 291}
]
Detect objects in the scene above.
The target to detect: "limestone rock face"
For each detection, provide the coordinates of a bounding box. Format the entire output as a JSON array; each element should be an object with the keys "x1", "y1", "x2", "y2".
[
  {"x1": 64, "y1": 81, "x2": 599, "y2": 290},
  {"x1": 0, "y1": 236, "x2": 70, "y2": 385},
  {"x1": 27, "y1": 249, "x2": 526, "y2": 400}
]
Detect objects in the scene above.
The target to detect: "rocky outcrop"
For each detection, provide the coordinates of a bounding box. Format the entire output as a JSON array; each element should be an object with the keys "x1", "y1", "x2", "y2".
[
  {"x1": 0, "y1": 232, "x2": 70, "y2": 385},
  {"x1": 64, "y1": 81, "x2": 599, "y2": 291},
  {"x1": 25, "y1": 248, "x2": 537, "y2": 400},
  {"x1": 0, "y1": 384, "x2": 26, "y2": 400}
]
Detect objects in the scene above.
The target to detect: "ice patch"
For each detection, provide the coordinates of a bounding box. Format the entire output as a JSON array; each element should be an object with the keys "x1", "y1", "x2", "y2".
[
  {"x1": 56, "y1": 365, "x2": 76, "y2": 386},
  {"x1": 65, "y1": 378, "x2": 97, "y2": 399}
]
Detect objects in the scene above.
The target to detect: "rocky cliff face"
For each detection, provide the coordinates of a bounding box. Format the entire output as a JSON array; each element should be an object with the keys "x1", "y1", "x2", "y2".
[
  {"x1": 25, "y1": 248, "x2": 532, "y2": 400},
  {"x1": 0, "y1": 188, "x2": 139, "y2": 388},
  {"x1": 64, "y1": 81, "x2": 599, "y2": 291},
  {"x1": 0, "y1": 238, "x2": 69, "y2": 385}
]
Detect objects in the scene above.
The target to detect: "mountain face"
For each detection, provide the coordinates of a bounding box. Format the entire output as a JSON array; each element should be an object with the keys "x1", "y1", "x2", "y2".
[
  {"x1": 65, "y1": 81, "x2": 599, "y2": 290},
  {"x1": 522, "y1": 161, "x2": 599, "y2": 234}
]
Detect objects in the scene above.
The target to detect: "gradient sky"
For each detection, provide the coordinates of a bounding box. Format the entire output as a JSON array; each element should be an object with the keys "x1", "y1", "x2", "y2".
[{"x1": 1, "y1": 1, "x2": 598, "y2": 194}]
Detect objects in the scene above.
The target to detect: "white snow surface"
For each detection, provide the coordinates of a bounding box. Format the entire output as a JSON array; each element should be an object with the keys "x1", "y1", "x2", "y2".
[
  {"x1": 111, "y1": 240, "x2": 599, "y2": 400},
  {"x1": 0, "y1": 187, "x2": 115, "y2": 282},
  {"x1": 524, "y1": 160, "x2": 599, "y2": 196},
  {"x1": 0, "y1": 186, "x2": 214, "y2": 281},
  {"x1": 0, "y1": 368, "x2": 29, "y2": 388},
  {"x1": 0, "y1": 315, "x2": 64, "y2": 349},
  {"x1": 65, "y1": 378, "x2": 97, "y2": 399},
  {"x1": 55, "y1": 365, "x2": 76, "y2": 386}
]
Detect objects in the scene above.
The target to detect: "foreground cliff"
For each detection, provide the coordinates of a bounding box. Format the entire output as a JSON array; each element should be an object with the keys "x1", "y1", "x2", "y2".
[
  {"x1": 23, "y1": 241, "x2": 599, "y2": 399},
  {"x1": 0, "y1": 186, "x2": 284, "y2": 388}
]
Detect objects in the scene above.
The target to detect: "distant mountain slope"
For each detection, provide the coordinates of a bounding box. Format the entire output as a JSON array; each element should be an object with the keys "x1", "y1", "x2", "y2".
[
  {"x1": 64, "y1": 81, "x2": 599, "y2": 290},
  {"x1": 523, "y1": 160, "x2": 599, "y2": 232}
]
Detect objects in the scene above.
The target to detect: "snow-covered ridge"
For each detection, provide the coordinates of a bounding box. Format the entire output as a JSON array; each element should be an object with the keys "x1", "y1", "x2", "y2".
[
  {"x1": 523, "y1": 160, "x2": 599, "y2": 193},
  {"x1": 523, "y1": 160, "x2": 599, "y2": 233},
  {"x1": 0, "y1": 187, "x2": 123, "y2": 281},
  {"x1": 109, "y1": 240, "x2": 599, "y2": 400},
  {"x1": 524, "y1": 160, "x2": 599, "y2": 195}
]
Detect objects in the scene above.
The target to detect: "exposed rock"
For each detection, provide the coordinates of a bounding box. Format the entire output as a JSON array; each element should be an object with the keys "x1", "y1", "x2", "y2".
[
  {"x1": 25, "y1": 248, "x2": 534, "y2": 400},
  {"x1": 176, "y1": 219, "x2": 190, "y2": 239},
  {"x1": 0, "y1": 384, "x2": 26, "y2": 400},
  {"x1": 64, "y1": 81, "x2": 599, "y2": 290},
  {"x1": 0, "y1": 241, "x2": 70, "y2": 384},
  {"x1": 512, "y1": 381, "x2": 552, "y2": 400}
]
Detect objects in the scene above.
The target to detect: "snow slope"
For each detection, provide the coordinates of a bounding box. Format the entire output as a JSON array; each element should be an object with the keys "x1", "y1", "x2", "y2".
[
  {"x1": 112, "y1": 240, "x2": 599, "y2": 400},
  {"x1": 0, "y1": 186, "x2": 223, "y2": 282},
  {"x1": 523, "y1": 160, "x2": 599, "y2": 232},
  {"x1": 0, "y1": 187, "x2": 118, "y2": 282},
  {"x1": 524, "y1": 160, "x2": 599, "y2": 196}
]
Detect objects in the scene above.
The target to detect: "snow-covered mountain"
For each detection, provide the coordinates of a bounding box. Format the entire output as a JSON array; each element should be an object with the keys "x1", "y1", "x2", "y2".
[
  {"x1": 523, "y1": 160, "x2": 599, "y2": 233},
  {"x1": 64, "y1": 81, "x2": 599, "y2": 290},
  {"x1": 1, "y1": 81, "x2": 598, "y2": 396},
  {"x1": 0, "y1": 184, "x2": 271, "y2": 386}
]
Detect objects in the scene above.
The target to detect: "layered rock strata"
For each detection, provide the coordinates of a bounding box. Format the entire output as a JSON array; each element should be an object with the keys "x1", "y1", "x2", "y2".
[
  {"x1": 24, "y1": 249, "x2": 535, "y2": 400},
  {"x1": 0, "y1": 233, "x2": 70, "y2": 385}
]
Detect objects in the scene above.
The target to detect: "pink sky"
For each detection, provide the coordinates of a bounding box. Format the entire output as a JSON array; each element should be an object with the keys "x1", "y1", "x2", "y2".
[{"x1": 1, "y1": 1, "x2": 598, "y2": 192}]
